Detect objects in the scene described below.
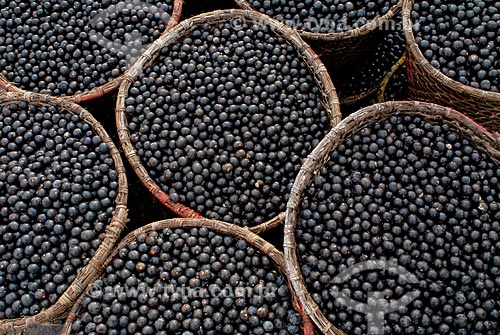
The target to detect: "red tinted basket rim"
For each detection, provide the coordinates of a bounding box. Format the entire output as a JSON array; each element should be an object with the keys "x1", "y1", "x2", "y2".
[{"x1": 0, "y1": 0, "x2": 184, "y2": 104}]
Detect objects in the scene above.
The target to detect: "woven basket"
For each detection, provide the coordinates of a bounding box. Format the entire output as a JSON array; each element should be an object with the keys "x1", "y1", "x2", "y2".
[
  {"x1": 284, "y1": 100, "x2": 500, "y2": 335},
  {"x1": 60, "y1": 217, "x2": 315, "y2": 335},
  {"x1": 402, "y1": 0, "x2": 500, "y2": 132},
  {"x1": 235, "y1": 0, "x2": 402, "y2": 75},
  {"x1": 116, "y1": 9, "x2": 341, "y2": 232},
  {"x1": 0, "y1": 0, "x2": 183, "y2": 104},
  {"x1": 0, "y1": 91, "x2": 128, "y2": 333}
]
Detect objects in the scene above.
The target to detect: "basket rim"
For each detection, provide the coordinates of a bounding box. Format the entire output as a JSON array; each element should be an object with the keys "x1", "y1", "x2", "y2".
[
  {"x1": 402, "y1": 0, "x2": 500, "y2": 103},
  {"x1": 377, "y1": 54, "x2": 407, "y2": 102},
  {"x1": 60, "y1": 217, "x2": 315, "y2": 335},
  {"x1": 0, "y1": 0, "x2": 184, "y2": 104},
  {"x1": 0, "y1": 91, "x2": 129, "y2": 333},
  {"x1": 337, "y1": 20, "x2": 406, "y2": 106},
  {"x1": 283, "y1": 100, "x2": 500, "y2": 335},
  {"x1": 234, "y1": 0, "x2": 402, "y2": 41},
  {"x1": 104, "y1": 218, "x2": 287, "y2": 274},
  {"x1": 115, "y1": 8, "x2": 341, "y2": 230}
]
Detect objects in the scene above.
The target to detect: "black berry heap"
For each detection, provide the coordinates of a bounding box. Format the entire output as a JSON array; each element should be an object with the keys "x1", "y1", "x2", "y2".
[
  {"x1": 0, "y1": 0, "x2": 173, "y2": 96},
  {"x1": 412, "y1": 1, "x2": 500, "y2": 92},
  {"x1": 383, "y1": 62, "x2": 408, "y2": 101},
  {"x1": 247, "y1": 0, "x2": 398, "y2": 33},
  {"x1": 296, "y1": 114, "x2": 500, "y2": 334},
  {"x1": 0, "y1": 102, "x2": 119, "y2": 319},
  {"x1": 337, "y1": 26, "x2": 405, "y2": 100},
  {"x1": 71, "y1": 227, "x2": 302, "y2": 335},
  {"x1": 126, "y1": 21, "x2": 330, "y2": 226}
]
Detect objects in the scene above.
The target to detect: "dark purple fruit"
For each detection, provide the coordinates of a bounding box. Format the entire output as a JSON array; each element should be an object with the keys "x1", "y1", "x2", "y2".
[
  {"x1": 296, "y1": 113, "x2": 500, "y2": 334},
  {"x1": 0, "y1": 101, "x2": 119, "y2": 319},
  {"x1": 71, "y1": 227, "x2": 302, "y2": 335},
  {"x1": 125, "y1": 19, "x2": 331, "y2": 227},
  {"x1": 246, "y1": 0, "x2": 399, "y2": 33},
  {"x1": 0, "y1": 0, "x2": 174, "y2": 96},
  {"x1": 412, "y1": 1, "x2": 500, "y2": 92}
]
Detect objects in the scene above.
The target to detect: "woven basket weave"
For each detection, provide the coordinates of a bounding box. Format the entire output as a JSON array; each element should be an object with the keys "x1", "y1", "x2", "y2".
[
  {"x1": 0, "y1": 91, "x2": 128, "y2": 333},
  {"x1": 60, "y1": 218, "x2": 315, "y2": 335},
  {"x1": 284, "y1": 100, "x2": 500, "y2": 335},
  {"x1": 116, "y1": 9, "x2": 341, "y2": 233},
  {"x1": 235, "y1": 0, "x2": 402, "y2": 75},
  {"x1": 0, "y1": 0, "x2": 184, "y2": 104},
  {"x1": 402, "y1": 0, "x2": 500, "y2": 132}
]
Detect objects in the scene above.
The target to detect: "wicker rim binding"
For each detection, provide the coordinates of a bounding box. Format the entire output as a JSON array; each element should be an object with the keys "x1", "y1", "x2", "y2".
[
  {"x1": 402, "y1": 0, "x2": 500, "y2": 130},
  {"x1": 234, "y1": 0, "x2": 402, "y2": 41},
  {"x1": 376, "y1": 54, "x2": 407, "y2": 102},
  {"x1": 339, "y1": 86, "x2": 377, "y2": 105},
  {"x1": 338, "y1": 54, "x2": 407, "y2": 105},
  {"x1": 115, "y1": 9, "x2": 341, "y2": 232},
  {"x1": 0, "y1": 91, "x2": 129, "y2": 333},
  {"x1": 0, "y1": 0, "x2": 184, "y2": 104},
  {"x1": 283, "y1": 100, "x2": 500, "y2": 335},
  {"x1": 60, "y1": 217, "x2": 315, "y2": 335}
]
